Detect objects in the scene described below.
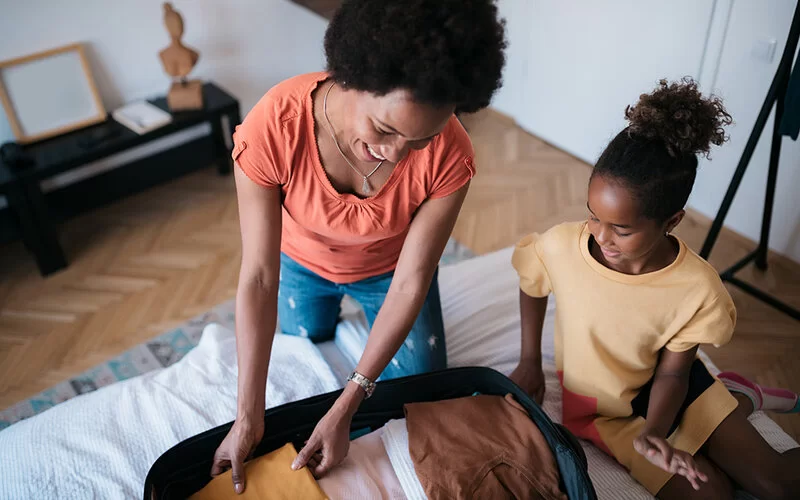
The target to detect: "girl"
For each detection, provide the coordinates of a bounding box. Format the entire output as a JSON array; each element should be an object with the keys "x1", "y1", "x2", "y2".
[{"x1": 509, "y1": 78, "x2": 799, "y2": 499}]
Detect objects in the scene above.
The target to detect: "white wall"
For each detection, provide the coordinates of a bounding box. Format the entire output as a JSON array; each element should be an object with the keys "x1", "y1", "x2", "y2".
[
  {"x1": 0, "y1": 0, "x2": 328, "y2": 144},
  {"x1": 499, "y1": 0, "x2": 800, "y2": 262},
  {"x1": 510, "y1": 0, "x2": 715, "y2": 162},
  {"x1": 491, "y1": 0, "x2": 532, "y2": 119},
  {"x1": 692, "y1": 0, "x2": 800, "y2": 261}
]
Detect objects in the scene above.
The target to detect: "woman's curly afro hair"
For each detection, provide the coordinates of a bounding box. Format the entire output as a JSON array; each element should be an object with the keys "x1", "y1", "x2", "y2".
[{"x1": 324, "y1": 0, "x2": 507, "y2": 113}]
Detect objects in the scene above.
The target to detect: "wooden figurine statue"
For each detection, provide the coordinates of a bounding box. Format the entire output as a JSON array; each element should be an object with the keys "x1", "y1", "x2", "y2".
[{"x1": 159, "y1": 2, "x2": 203, "y2": 111}]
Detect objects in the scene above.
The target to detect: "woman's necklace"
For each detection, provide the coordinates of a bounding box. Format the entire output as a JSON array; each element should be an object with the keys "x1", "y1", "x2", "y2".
[{"x1": 323, "y1": 82, "x2": 384, "y2": 195}]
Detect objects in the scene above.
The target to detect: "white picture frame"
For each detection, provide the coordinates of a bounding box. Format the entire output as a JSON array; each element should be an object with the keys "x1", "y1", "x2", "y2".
[{"x1": 0, "y1": 43, "x2": 106, "y2": 144}]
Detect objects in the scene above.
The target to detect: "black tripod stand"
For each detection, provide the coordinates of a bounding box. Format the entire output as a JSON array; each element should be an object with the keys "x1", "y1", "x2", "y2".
[{"x1": 699, "y1": 1, "x2": 800, "y2": 321}]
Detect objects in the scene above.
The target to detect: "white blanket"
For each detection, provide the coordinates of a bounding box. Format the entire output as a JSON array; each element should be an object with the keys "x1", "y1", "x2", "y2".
[
  {"x1": 0, "y1": 325, "x2": 341, "y2": 500},
  {"x1": 335, "y1": 247, "x2": 799, "y2": 500}
]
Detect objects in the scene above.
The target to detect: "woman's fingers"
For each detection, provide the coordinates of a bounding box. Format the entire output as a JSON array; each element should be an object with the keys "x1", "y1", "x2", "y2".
[
  {"x1": 311, "y1": 451, "x2": 333, "y2": 478},
  {"x1": 307, "y1": 451, "x2": 323, "y2": 469},
  {"x1": 210, "y1": 455, "x2": 230, "y2": 477},
  {"x1": 292, "y1": 435, "x2": 321, "y2": 470},
  {"x1": 230, "y1": 455, "x2": 246, "y2": 495}
]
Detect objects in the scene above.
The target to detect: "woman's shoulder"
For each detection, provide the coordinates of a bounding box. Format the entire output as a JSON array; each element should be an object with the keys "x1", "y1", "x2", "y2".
[
  {"x1": 431, "y1": 116, "x2": 474, "y2": 157},
  {"x1": 248, "y1": 72, "x2": 328, "y2": 126},
  {"x1": 410, "y1": 115, "x2": 477, "y2": 199}
]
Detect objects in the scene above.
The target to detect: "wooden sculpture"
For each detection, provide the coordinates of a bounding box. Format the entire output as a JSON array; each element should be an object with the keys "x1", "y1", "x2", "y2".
[{"x1": 159, "y1": 2, "x2": 203, "y2": 111}]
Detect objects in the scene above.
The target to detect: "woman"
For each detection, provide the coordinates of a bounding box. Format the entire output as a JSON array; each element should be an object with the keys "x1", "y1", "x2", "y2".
[{"x1": 211, "y1": 0, "x2": 507, "y2": 493}]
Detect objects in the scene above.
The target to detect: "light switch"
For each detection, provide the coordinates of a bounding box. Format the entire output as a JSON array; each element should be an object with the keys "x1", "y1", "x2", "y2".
[{"x1": 752, "y1": 37, "x2": 777, "y2": 63}]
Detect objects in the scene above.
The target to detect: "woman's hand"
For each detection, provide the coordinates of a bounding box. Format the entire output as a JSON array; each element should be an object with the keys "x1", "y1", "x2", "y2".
[
  {"x1": 509, "y1": 360, "x2": 546, "y2": 405},
  {"x1": 633, "y1": 432, "x2": 708, "y2": 490},
  {"x1": 292, "y1": 404, "x2": 353, "y2": 477},
  {"x1": 210, "y1": 417, "x2": 264, "y2": 494}
]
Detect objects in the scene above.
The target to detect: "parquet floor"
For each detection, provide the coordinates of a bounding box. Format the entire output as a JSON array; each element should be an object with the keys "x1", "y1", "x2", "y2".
[{"x1": 1, "y1": 108, "x2": 797, "y2": 442}]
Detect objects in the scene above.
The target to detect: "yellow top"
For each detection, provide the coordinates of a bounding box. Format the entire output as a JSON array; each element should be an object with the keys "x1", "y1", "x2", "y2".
[
  {"x1": 190, "y1": 443, "x2": 328, "y2": 500},
  {"x1": 511, "y1": 221, "x2": 736, "y2": 419}
]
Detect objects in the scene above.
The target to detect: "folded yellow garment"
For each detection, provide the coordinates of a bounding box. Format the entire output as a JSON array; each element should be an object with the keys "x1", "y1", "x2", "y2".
[{"x1": 190, "y1": 443, "x2": 328, "y2": 500}]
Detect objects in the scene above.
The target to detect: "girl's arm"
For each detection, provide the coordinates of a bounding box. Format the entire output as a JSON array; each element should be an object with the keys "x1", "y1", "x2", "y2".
[
  {"x1": 510, "y1": 292, "x2": 548, "y2": 403},
  {"x1": 641, "y1": 347, "x2": 697, "y2": 437},
  {"x1": 634, "y1": 346, "x2": 709, "y2": 490}
]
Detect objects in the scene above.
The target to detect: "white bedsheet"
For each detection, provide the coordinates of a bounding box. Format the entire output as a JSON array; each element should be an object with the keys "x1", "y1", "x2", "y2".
[
  {"x1": 334, "y1": 246, "x2": 800, "y2": 500},
  {"x1": 2, "y1": 246, "x2": 796, "y2": 500},
  {"x1": 0, "y1": 324, "x2": 342, "y2": 500}
]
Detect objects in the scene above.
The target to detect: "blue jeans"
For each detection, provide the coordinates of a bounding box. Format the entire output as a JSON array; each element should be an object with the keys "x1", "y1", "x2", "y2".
[{"x1": 277, "y1": 253, "x2": 446, "y2": 380}]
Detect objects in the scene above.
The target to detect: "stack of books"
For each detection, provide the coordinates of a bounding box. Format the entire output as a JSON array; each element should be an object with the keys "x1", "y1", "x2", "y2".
[{"x1": 112, "y1": 101, "x2": 173, "y2": 134}]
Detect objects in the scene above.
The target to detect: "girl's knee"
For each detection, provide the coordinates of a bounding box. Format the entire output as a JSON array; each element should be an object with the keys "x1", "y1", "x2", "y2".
[
  {"x1": 700, "y1": 461, "x2": 734, "y2": 500},
  {"x1": 751, "y1": 470, "x2": 795, "y2": 500},
  {"x1": 731, "y1": 450, "x2": 798, "y2": 500}
]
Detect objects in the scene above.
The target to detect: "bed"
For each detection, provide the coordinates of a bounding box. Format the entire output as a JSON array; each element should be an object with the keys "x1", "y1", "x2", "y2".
[{"x1": 1, "y1": 247, "x2": 796, "y2": 499}]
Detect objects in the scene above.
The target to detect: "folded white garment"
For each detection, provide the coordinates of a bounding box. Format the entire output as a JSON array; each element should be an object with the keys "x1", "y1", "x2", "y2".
[{"x1": 382, "y1": 419, "x2": 427, "y2": 500}]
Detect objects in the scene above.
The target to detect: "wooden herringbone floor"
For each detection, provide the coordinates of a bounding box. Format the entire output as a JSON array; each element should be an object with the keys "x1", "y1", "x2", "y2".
[{"x1": 1, "y1": 109, "x2": 798, "y2": 441}]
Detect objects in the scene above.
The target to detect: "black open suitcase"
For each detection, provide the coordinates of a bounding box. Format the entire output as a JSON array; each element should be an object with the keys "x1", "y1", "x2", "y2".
[{"x1": 144, "y1": 367, "x2": 597, "y2": 499}]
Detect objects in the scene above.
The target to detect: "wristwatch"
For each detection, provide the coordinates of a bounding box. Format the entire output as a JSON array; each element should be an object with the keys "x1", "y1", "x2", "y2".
[{"x1": 347, "y1": 371, "x2": 376, "y2": 398}]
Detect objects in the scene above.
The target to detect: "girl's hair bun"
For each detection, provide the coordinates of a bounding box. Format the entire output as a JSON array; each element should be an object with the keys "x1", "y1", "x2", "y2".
[{"x1": 625, "y1": 77, "x2": 732, "y2": 158}]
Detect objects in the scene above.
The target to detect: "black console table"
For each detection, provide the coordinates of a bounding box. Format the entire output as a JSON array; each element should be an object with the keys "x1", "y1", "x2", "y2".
[{"x1": 0, "y1": 81, "x2": 240, "y2": 276}]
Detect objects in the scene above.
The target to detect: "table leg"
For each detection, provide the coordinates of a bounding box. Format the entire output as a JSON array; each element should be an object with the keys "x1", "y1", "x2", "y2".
[
  {"x1": 22, "y1": 181, "x2": 67, "y2": 276},
  {"x1": 211, "y1": 107, "x2": 239, "y2": 176}
]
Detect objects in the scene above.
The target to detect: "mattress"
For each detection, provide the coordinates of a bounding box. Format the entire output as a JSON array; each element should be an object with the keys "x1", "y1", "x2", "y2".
[{"x1": 1, "y1": 245, "x2": 794, "y2": 499}]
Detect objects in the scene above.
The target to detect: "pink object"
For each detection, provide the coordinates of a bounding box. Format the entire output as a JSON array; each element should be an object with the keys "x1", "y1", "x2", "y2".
[{"x1": 718, "y1": 371, "x2": 799, "y2": 413}]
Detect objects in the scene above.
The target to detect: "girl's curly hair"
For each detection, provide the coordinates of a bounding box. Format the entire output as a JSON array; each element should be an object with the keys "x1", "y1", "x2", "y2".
[{"x1": 593, "y1": 77, "x2": 733, "y2": 222}]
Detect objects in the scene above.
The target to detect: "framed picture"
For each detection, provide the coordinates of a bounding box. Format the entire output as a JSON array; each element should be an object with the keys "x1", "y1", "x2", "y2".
[{"x1": 0, "y1": 43, "x2": 106, "y2": 144}]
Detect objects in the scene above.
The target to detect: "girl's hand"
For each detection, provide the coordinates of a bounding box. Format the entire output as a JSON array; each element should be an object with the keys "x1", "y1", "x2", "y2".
[
  {"x1": 509, "y1": 361, "x2": 546, "y2": 405},
  {"x1": 633, "y1": 432, "x2": 708, "y2": 490},
  {"x1": 292, "y1": 405, "x2": 352, "y2": 478}
]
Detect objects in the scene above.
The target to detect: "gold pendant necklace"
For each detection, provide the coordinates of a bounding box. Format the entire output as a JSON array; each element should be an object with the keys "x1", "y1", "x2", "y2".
[{"x1": 323, "y1": 82, "x2": 384, "y2": 194}]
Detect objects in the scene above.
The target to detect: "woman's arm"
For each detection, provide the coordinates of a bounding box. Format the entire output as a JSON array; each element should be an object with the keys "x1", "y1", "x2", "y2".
[
  {"x1": 354, "y1": 182, "x2": 470, "y2": 382},
  {"x1": 293, "y1": 182, "x2": 470, "y2": 475},
  {"x1": 211, "y1": 165, "x2": 282, "y2": 494},
  {"x1": 232, "y1": 165, "x2": 283, "y2": 421}
]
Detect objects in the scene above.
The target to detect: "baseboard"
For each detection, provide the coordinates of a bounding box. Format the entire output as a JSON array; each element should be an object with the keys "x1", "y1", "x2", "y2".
[{"x1": 683, "y1": 208, "x2": 800, "y2": 272}]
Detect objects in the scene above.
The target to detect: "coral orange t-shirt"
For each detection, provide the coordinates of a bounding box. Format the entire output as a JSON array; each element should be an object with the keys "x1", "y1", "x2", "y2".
[{"x1": 232, "y1": 72, "x2": 475, "y2": 284}]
